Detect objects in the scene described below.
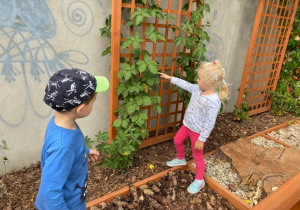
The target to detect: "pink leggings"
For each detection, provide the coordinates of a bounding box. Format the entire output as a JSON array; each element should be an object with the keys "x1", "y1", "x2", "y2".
[{"x1": 174, "y1": 125, "x2": 205, "y2": 180}]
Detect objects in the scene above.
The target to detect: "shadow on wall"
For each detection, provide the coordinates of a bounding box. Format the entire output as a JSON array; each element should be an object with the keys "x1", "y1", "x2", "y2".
[{"x1": 0, "y1": 0, "x2": 111, "y2": 127}]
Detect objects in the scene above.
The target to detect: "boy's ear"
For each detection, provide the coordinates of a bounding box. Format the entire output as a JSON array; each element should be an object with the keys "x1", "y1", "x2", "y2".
[{"x1": 75, "y1": 103, "x2": 86, "y2": 114}]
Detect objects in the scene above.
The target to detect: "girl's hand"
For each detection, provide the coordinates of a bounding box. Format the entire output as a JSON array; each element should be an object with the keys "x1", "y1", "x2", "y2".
[
  {"x1": 159, "y1": 73, "x2": 172, "y2": 80},
  {"x1": 194, "y1": 140, "x2": 204, "y2": 150},
  {"x1": 88, "y1": 149, "x2": 100, "y2": 163}
]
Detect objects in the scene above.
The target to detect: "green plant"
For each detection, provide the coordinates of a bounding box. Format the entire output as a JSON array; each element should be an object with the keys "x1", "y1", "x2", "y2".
[
  {"x1": 1, "y1": 140, "x2": 9, "y2": 174},
  {"x1": 85, "y1": 136, "x2": 95, "y2": 149},
  {"x1": 220, "y1": 98, "x2": 229, "y2": 113},
  {"x1": 233, "y1": 89, "x2": 250, "y2": 121},
  {"x1": 270, "y1": 3, "x2": 300, "y2": 116},
  {"x1": 97, "y1": 0, "x2": 210, "y2": 170}
]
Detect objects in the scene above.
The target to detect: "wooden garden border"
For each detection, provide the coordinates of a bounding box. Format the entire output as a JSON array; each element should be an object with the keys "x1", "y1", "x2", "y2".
[
  {"x1": 236, "y1": 0, "x2": 299, "y2": 116},
  {"x1": 87, "y1": 119, "x2": 300, "y2": 210}
]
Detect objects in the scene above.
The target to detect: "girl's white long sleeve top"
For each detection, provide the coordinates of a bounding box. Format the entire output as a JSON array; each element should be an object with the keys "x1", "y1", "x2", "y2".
[{"x1": 171, "y1": 77, "x2": 221, "y2": 142}]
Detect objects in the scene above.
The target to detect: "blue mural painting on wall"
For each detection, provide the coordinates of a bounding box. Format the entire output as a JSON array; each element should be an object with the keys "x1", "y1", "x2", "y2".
[{"x1": 0, "y1": 0, "x2": 93, "y2": 127}]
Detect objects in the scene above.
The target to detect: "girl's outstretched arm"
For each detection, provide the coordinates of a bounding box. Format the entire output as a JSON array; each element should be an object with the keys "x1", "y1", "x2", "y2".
[{"x1": 159, "y1": 73, "x2": 198, "y2": 93}]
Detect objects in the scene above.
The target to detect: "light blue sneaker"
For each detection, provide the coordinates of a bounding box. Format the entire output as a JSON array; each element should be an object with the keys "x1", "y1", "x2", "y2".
[
  {"x1": 166, "y1": 158, "x2": 187, "y2": 167},
  {"x1": 187, "y1": 179, "x2": 205, "y2": 194}
]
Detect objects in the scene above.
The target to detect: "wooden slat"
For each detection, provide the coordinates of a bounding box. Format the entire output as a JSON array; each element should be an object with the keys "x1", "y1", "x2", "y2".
[{"x1": 109, "y1": 0, "x2": 122, "y2": 142}]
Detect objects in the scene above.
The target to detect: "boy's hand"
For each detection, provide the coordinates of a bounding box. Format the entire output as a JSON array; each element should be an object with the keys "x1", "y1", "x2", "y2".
[
  {"x1": 194, "y1": 140, "x2": 204, "y2": 150},
  {"x1": 159, "y1": 73, "x2": 172, "y2": 80},
  {"x1": 88, "y1": 149, "x2": 100, "y2": 163}
]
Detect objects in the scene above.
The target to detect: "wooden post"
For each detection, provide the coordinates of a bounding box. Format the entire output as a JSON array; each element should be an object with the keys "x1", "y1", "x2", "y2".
[{"x1": 109, "y1": 0, "x2": 122, "y2": 143}]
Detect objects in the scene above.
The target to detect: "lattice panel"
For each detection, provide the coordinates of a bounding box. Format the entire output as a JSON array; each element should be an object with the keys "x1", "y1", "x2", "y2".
[
  {"x1": 237, "y1": 0, "x2": 299, "y2": 116},
  {"x1": 109, "y1": 0, "x2": 201, "y2": 148}
]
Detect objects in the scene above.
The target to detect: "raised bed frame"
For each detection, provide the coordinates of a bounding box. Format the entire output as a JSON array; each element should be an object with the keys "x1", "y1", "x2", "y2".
[{"x1": 87, "y1": 120, "x2": 300, "y2": 210}]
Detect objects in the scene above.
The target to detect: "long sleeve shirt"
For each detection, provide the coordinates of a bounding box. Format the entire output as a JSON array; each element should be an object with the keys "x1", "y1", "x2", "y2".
[
  {"x1": 35, "y1": 116, "x2": 90, "y2": 210},
  {"x1": 171, "y1": 77, "x2": 221, "y2": 142}
]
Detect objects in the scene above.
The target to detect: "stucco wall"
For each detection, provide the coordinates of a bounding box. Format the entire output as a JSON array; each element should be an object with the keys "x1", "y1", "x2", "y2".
[{"x1": 0, "y1": 0, "x2": 259, "y2": 175}]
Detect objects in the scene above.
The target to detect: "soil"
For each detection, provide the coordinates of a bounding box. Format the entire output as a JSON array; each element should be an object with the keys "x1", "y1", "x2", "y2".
[
  {"x1": 91, "y1": 170, "x2": 235, "y2": 210},
  {"x1": 0, "y1": 112, "x2": 296, "y2": 210}
]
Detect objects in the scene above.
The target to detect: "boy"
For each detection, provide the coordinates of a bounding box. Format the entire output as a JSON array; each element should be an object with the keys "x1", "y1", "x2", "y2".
[{"x1": 35, "y1": 68, "x2": 109, "y2": 210}]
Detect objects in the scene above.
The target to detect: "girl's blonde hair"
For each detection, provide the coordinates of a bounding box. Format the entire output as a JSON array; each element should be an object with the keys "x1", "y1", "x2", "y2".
[{"x1": 197, "y1": 60, "x2": 228, "y2": 101}]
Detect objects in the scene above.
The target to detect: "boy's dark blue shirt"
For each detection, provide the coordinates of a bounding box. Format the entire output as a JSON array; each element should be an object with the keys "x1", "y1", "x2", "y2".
[{"x1": 36, "y1": 116, "x2": 90, "y2": 210}]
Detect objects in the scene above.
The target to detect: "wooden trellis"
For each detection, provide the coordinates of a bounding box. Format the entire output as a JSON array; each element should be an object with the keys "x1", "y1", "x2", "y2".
[
  {"x1": 236, "y1": 0, "x2": 299, "y2": 116},
  {"x1": 109, "y1": 0, "x2": 201, "y2": 148}
]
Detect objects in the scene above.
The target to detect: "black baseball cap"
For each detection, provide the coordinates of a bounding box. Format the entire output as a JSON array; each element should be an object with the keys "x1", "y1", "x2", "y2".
[{"x1": 44, "y1": 68, "x2": 109, "y2": 112}]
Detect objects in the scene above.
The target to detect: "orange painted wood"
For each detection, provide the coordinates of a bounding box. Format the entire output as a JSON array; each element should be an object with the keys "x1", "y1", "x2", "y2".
[
  {"x1": 109, "y1": 0, "x2": 122, "y2": 142},
  {"x1": 139, "y1": 132, "x2": 176, "y2": 149},
  {"x1": 236, "y1": 0, "x2": 299, "y2": 116},
  {"x1": 187, "y1": 159, "x2": 251, "y2": 210},
  {"x1": 86, "y1": 165, "x2": 187, "y2": 209},
  {"x1": 261, "y1": 133, "x2": 293, "y2": 148},
  {"x1": 290, "y1": 200, "x2": 300, "y2": 210},
  {"x1": 204, "y1": 175, "x2": 251, "y2": 210},
  {"x1": 244, "y1": 118, "x2": 299, "y2": 148}
]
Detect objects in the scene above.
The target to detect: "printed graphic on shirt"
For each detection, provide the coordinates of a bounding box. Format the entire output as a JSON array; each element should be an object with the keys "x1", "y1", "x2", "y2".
[{"x1": 74, "y1": 174, "x2": 88, "y2": 206}]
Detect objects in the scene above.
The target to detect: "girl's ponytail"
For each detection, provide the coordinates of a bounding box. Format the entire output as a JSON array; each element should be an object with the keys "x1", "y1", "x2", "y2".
[{"x1": 219, "y1": 81, "x2": 228, "y2": 101}]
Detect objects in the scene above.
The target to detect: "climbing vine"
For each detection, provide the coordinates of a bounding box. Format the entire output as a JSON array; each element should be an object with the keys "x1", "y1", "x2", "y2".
[
  {"x1": 97, "y1": 0, "x2": 210, "y2": 170},
  {"x1": 270, "y1": 3, "x2": 300, "y2": 117}
]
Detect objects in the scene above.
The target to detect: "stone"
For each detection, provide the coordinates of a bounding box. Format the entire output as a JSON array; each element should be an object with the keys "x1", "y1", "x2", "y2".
[
  {"x1": 189, "y1": 198, "x2": 202, "y2": 205},
  {"x1": 143, "y1": 189, "x2": 154, "y2": 196},
  {"x1": 151, "y1": 185, "x2": 160, "y2": 193},
  {"x1": 98, "y1": 202, "x2": 107, "y2": 209},
  {"x1": 139, "y1": 185, "x2": 148, "y2": 190},
  {"x1": 210, "y1": 195, "x2": 217, "y2": 206},
  {"x1": 172, "y1": 176, "x2": 177, "y2": 186}
]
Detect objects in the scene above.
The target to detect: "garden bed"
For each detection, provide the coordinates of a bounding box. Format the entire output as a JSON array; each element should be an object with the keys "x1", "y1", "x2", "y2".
[
  {"x1": 267, "y1": 122, "x2": 300, "y2": 148},
  {"x1": 88, "y1": 167, "x2": 235, "y2": 210},
  {"x1": 0, "y1": 112, "x2": 296, "y2": 209},
  {"x1": 188, "y1": 120, "x2": 300, "y2": 210}
]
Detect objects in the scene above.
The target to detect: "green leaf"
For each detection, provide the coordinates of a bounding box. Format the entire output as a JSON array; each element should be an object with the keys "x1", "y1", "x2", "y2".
[
  {"x1": 117, "y1": 84, "x2": 126, "y2": 96},
  {"x1": 122, "y1": 39, "x2": 132, "y2": 48},
  {"x1": 148, "y1": 24, "x2": 155, "y2": 32},
  {"x1": 122, "y1": 63, "x2": 131, "y2": 71},
  {"x1": 143, "y1": 11, "x2": 152, "y2": 18},
  {"x1": 143, "y1": 96, "x2": 152, "y2": 106},
  {"x1": 101, "y1": 46, "x2": 111, "y2": 57},
  {"x1": 138, "y1": 63, "x2": 147, "y2": 73},
  {"x1": 126, "y1": 103, "x2": 136, "y2": 114},
  {"x1": 156, "y1": 12, "x2": 164, "y2": 20},
  {"x1": 132, "y1": 40, "x2": 140, "y2": 49},
  {"x1": 155, "y1": 106, "x2": 161, "y2": 113},
  {"x1": 136, "y1": 98, "x2": 143, "y2": 106},
  {"x1": 141, "y1": 0, "x2": 147, "y2": 4},
  {"x1": 124, "y1": 71, "x2": 132, "y2": 81},
  {"x1": 113, "y1": 119, "x2": 122, "y2": 127},
  {"x1": 135, "y1": 15, "x2": 144, "y2": 26},
  {"x1": 124, "y1": 20, "x2": 134, "y2": 26},
  {"x1": 157, "y1": 33, "x2": 166, "y2": 41},
  {"x1": 182, "y1": 3, "x2": 189, "y2": 11},
  {"x1": 132, "y1": 114, "x2": 139, "y2": 122},
  {"x1": 122, "y1": 120, "x2": 128, "y2": 128},
  {"x1": 140, "y1": 112, "x2": 148, "y2": 120},
  {"x1": 149, "y1": 33, "x2": 157, "y2": 42},
  {"x1": 204, "y1": 4, "x2": 210, "y2": 13},
  {"x1": 148, "y1": 64, "x2": 158, "y2": 74},
  {"x1": 146, "y1": 77, "x2": 154, "y2": 86},
  {"x1": 117, "y1": 70, "x2": 126, "y2": 78}
]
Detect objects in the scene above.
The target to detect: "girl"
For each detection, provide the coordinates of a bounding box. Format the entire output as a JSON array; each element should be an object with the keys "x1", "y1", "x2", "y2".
[{"x1": 159, "y1": 60, "x2": 228, "y2": 194}]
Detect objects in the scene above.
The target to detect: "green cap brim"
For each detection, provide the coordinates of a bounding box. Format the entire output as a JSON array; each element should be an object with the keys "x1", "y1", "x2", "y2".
[{"x1": 95, "y1": 76, "x2": 109, "y2": 92}]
